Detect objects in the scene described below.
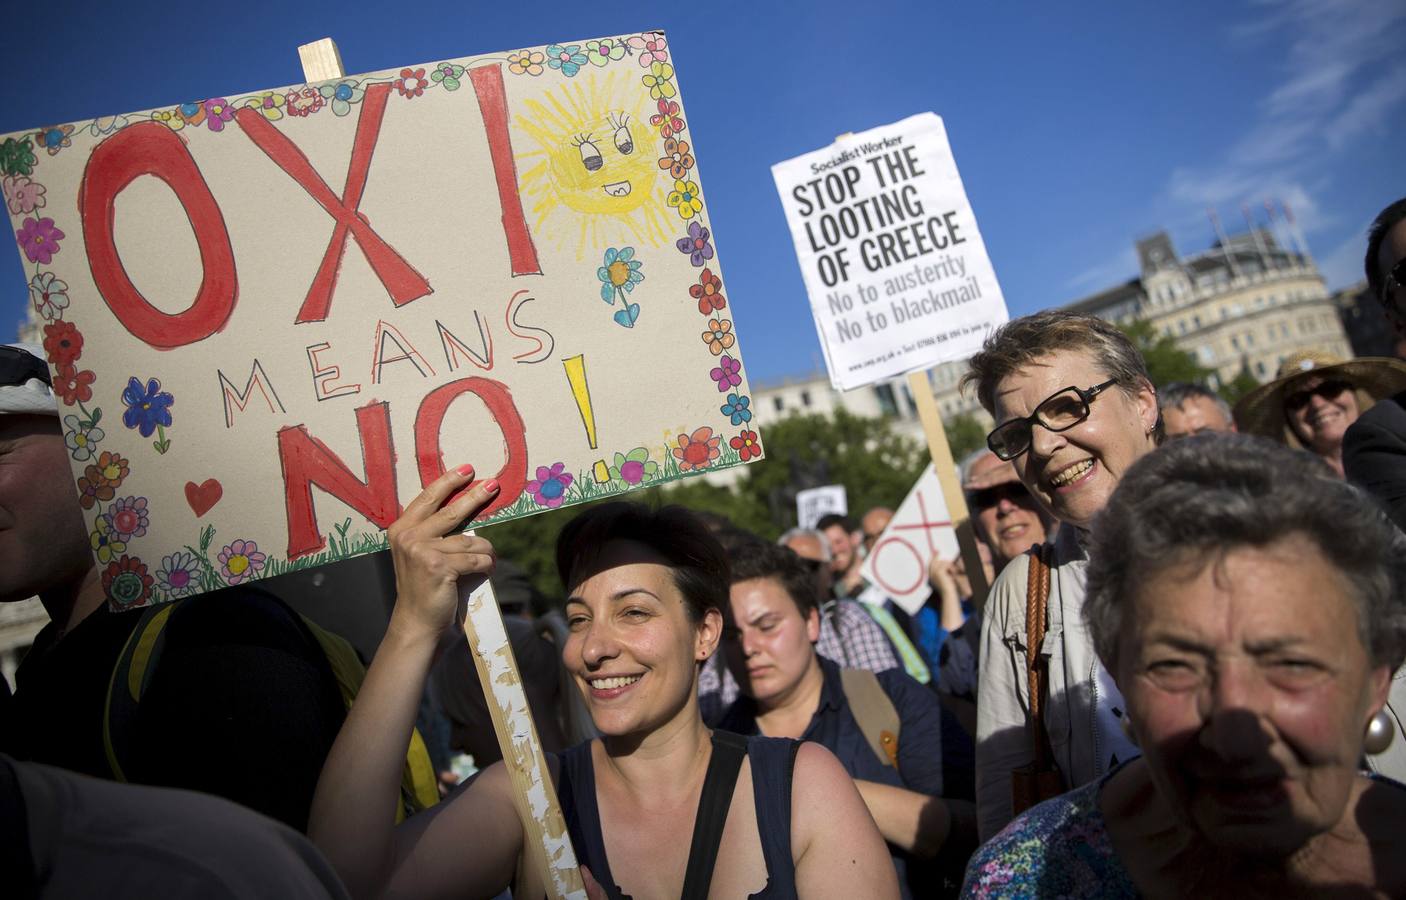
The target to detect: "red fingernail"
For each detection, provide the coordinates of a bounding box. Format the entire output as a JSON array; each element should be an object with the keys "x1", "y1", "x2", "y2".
[
  {"x1": 456, "y1": 464, "x2": 473, "y2": 477},
  {"x1": 484, "y1": 479, "x2": 500, "y2": 493}
]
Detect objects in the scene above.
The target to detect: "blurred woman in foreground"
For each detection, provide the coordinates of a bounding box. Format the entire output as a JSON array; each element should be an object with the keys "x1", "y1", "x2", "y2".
[
  {"x1": 965, "y1": 434, "x2": 1406, "y2": 897},
  {"x1": 307, "y1": 469, "x2": 896, "y2": 900}
]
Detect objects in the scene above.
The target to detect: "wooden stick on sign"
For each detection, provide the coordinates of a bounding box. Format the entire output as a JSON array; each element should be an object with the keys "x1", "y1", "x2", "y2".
[
  {"x1": 459, "y1": 569, "x2": 586, "y2": 900},
  {"x1": 295, "y1": 39, "x2": 585, "y2": 900},
  {"x1": 907, "y1": 369, "x2": 991, "y2": 609},
  {"x1": 297, "y1": 38, "x2": 346, "y2": 83}
]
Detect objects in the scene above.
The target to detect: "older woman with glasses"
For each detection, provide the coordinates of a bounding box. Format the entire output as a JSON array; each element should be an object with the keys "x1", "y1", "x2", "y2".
[
  {"x1": 959, "y1": 311, "x2": 1162, "y2": 841},
  {"x1": 964, "y1": 434, "x2": 1406, "y2": 898}
]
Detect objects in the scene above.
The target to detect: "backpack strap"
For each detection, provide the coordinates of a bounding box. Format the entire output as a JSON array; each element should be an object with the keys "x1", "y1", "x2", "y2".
[
  {"x1": 290, "y1": 611, "x2": 441, "y2": 819},
  {"x1": 104, "y1": 602, "x2": 180, "y2": 782},
  {"x1": 840, "y1": 667, "x2": 901, "y2": 768},
  {"x1": 679, "y1": 730, "x2": 749, "y2": 900},
  {"x1": 105, "y1": 596, "x2": 438, "y2": 820},
  {"x1": 1024, "y1": 545, "x2": 1057, "y2": 773}
]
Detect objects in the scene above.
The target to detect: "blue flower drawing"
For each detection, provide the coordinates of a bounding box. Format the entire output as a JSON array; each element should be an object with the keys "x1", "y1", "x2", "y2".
[{"x1": 121, "y1": 377, "x2": 174, "y2": 438}]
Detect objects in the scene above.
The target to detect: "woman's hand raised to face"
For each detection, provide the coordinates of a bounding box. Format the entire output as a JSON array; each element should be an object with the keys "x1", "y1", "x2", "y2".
[{"x1": 386, "y1": 464, "x2": 500, "y2": 644}]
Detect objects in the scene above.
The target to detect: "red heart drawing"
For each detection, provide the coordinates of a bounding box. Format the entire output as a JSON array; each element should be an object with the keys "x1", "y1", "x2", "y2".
[{"x1": 185, "y1": 479, "x2": 223, "y2": 517}]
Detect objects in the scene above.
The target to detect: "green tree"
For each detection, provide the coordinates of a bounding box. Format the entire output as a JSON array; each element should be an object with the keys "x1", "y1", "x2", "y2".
[
  {"x1": 1118, "y1": 319, "x2": 1215, "y2": 388},
  {"x1": 943, "y1": 412, "x2": 988, "y2": 462},
  {"x1": 1218, "y1": 363, "x2": 1262, "y2": 408},
  {"x1": 481, "y1": 408, "x2": 930, "y2": 598},
  {"x1": 733, "y1": 407, "x2": 927, "y2": 535}
]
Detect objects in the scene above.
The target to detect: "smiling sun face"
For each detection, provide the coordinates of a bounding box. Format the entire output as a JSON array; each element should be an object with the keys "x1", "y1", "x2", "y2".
[{"x1": 515, "y1": 70, "x2": 671, "y2": 259}]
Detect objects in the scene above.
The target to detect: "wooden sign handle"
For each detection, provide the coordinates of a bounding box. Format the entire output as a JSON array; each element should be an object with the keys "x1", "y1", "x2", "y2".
[
  {"x1": 907, "y1": 370, "x2": 991, "y2": 609},
  {"x1": 297, "y1": 38, "x2": 346, "y2": 81},
  {"x1": 460, "y1": 568, "x2": 586, "y2": 900},
  {"x1": 293, "y1": 40, "x2": 584, "y2": 899}
]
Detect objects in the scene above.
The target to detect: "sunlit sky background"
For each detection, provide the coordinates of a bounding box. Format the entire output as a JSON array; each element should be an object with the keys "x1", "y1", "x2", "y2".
[{"x1": 3, "y1": 0, "x2": 1403, "y2": 385}]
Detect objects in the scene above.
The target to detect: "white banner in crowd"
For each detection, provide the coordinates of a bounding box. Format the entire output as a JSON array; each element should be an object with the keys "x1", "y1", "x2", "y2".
[
  {"x1": 795, "y1": 484, "x2": 847, "y2": 530},
  {"x1": 771, "y1": 113, "x2": 1009, "y2": 391},
  {"x1": 859, "y1": 465, "x2": 958, "y2": 615}
]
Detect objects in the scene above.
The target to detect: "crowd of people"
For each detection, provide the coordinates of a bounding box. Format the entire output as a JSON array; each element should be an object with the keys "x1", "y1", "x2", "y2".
[{"x1": 2, "y1": 199, "x2": 1406, "y2": 897}]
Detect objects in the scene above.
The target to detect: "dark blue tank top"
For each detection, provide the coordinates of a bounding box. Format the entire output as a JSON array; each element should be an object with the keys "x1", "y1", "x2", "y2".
[{"x1": 557, "y1": 732, "x2": 799, "y2": 900}]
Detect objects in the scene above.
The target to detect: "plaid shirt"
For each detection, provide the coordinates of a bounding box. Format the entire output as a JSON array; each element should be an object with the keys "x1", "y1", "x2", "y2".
[{"x1": 698, "y1": 598, "x2": 901, "y2": 724}]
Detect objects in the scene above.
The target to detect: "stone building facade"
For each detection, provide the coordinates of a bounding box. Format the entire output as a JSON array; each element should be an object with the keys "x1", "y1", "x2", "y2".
[{"x1": 925, "y1": 227, "x2": 1351, "y2": 415}]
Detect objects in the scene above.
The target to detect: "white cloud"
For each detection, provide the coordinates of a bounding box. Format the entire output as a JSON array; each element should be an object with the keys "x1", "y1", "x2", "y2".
[
  {"x1": 1326, "y1": 65, "x2": 1406, "y2": 149},
  {"x1": 1064, "y1": 247, "x2": 1139, "y2": 291},
  {"x1": 1158, "y1": 0, "x2": 1406, "y2": 236}
]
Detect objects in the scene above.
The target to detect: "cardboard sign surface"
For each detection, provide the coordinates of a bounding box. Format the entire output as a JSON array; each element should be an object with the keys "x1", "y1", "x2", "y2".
[
  {"x1": 771, "y1": 113, "x2": 1009, "y2": 390},
  {"x1": 795, "y1": 484, "x2": 847, "y2": 530},
  {"x1": 3, "y1": 31, "x2": 761, "y2": 607},
  {"x1": 858, "y1": 465, "x2": 957, "y2": 614}
]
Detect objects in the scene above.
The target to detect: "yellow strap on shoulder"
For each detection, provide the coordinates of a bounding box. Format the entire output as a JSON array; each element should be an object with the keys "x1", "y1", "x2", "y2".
[
  {"x1": 300, "y1": 613, "x2": 440, "y2": 818},
  {"x1": 104, "y1": 603, "x2": 177, "y2": 782}
]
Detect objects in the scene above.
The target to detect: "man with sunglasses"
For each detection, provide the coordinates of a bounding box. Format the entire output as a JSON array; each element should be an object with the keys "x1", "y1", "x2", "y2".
[
  {"x1": 1345, "y1": 197, "x2": 1406, "y2": 531},
  {"x1": 0, "y1": 343, "x2": 348, "y2": 832}
]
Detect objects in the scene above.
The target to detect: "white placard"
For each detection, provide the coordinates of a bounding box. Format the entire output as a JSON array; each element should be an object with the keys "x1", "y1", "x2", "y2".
[
  {"x1": 859, "y1": 465, "x2": 958, "y2": 614},
  {"x1": 771, "y1": 113, "x2": 1009, "y2": 391},
  {"x1": 795, "y1": 484, "x2": 847, "y2": 530}
]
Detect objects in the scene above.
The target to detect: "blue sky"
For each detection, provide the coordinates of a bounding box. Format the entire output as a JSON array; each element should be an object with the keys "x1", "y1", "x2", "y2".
[{"x1": 3, "y1": 0, "x2": 1402, "y2": 385}]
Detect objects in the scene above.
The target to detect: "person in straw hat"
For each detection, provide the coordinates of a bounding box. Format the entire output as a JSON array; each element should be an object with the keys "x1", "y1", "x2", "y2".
[{"x1": 1232, "y1": 349, "x2": 1406, "y2": 477}]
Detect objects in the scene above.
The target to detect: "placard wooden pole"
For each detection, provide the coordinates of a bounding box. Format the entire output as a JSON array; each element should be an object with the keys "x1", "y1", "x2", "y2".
[
  {"x1": 296, "y1": 38, "x2": 346, "y2": 82},
  {"x1": 460, "y1": 570, "x2": 586, "y2": 900},
  {"x1": 907, "y1": 369, "x2": 990, "y2": 609},
  {"x1": 296, "y1": 39, "x2": 585, "y2": 900}
]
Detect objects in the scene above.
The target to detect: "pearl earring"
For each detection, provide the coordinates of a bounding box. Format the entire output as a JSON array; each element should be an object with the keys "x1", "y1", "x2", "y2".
[{"x1": 1365, "y1": 710, "x2": 1395, "y2": 755}]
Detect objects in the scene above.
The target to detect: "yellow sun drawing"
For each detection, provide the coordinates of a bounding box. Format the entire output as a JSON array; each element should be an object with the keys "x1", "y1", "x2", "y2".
[{"x1": 515, "y1": 69, "x2": 673, "y2": 260}]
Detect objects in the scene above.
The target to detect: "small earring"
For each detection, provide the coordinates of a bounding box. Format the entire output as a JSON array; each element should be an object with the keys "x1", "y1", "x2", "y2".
[
  {"x1": 1365, "y1": 710, "x2": 1395, "y2": 755},
  {"x1": 1121, "y1": 714, "x2": 1138, "y2": 747}
]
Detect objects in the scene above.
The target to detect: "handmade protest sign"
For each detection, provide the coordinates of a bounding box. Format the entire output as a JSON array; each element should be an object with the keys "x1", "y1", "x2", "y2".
[
  {"x1": 3, "y1": 30, "x2": 761, "y2": 608},
  {"x1": 858, "y1": 465, "x2": 957, "y2": 615},
  {"x1": 770, "y1": 113, "x2": 1008, "y2": 392},
  {"x1": 795, "y1": 484, "x2": 846, "y2": 530}
]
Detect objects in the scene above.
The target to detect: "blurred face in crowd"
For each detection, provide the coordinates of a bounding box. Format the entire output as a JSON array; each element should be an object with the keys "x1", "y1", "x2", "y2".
[
  {"x1": 1284, "y1": 375, "x2": 1359, "y2": 458},
  {"x1": 724, "y1": 576, "x2": 821, "y2": 710},
  {"x1": 563, "y1": 540, "x2": 721, "y2": 738},
  {"x1": 992, "y1": 350, "x2": 1159, "y2": 530},
  {"x1": 965, "y1": 452, "x2": 1048, "y2": 568},
  {"x1": 0, "y1": 415, "x2": 92, "y2": 604},
  {"x1": 861, "y1": 508, "x2": 892, "y2": 555},
  {"x1": 1116, "y1": 534, "x2": 1389, "y2": 857},
  {"x1": 1163, "y1": 397, "x2": 1235, "y2": 439},
  {"x1": 821, "y1": 523, "x2": 856, "y2": 575},
  {"x1": 782, "y1": 532, "x2": 832, "y2": 601}
]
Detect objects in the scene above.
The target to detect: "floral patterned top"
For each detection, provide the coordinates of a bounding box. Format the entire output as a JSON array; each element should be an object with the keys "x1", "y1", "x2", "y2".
[{"x1": 961, "y1": 772, "x2": 1136, "y2": 898}]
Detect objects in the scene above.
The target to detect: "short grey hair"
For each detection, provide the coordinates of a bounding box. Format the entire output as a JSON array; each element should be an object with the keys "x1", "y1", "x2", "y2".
[
  {"x1": 1158, "y1": 381, "x2": 1232, "y2": 422},
  {"x1": 1085, "y1": 432, "x2": 1406, "y2": 672},
  {"x1": 777, "y1": 527, "x2": 831, "y2": 563},
  {"x1": 957, "y1": 447, "x2": 996, "y2": 484}
]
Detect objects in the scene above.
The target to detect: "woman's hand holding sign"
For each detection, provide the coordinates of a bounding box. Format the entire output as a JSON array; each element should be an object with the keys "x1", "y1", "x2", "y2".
[{"x1": 386, "y1": 464, "x2": 500, "y2": 646}]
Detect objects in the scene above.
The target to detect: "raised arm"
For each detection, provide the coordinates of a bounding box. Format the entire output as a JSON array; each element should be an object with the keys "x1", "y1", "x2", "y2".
[
  {"x1": 307, "y1": 465, "x2": 503, "y2": 898},
  {"x1": 792, "y1": 742, "x2": 900, "y2": 900}
]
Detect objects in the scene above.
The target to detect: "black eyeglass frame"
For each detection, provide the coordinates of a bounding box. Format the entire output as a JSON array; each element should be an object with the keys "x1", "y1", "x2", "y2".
[
  {"x1": 985, "y1": 378, "x2": 1120, "y2": 461},
  {"x1": 0, "y1": 346, "x2": 51, "y2": 388}
]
